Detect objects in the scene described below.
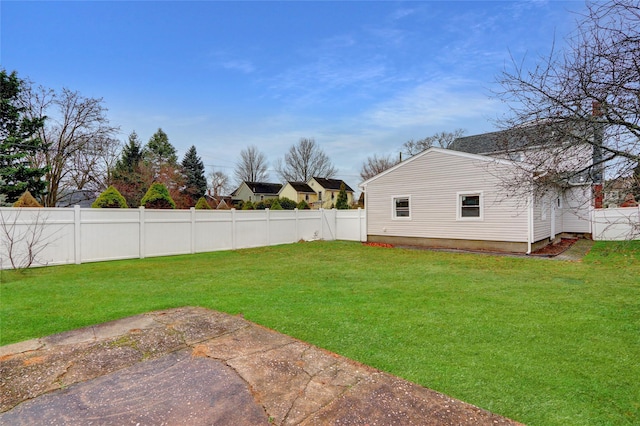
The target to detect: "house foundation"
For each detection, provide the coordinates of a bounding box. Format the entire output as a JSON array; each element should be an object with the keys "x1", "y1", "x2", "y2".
[{"x1": 367, "y1": 235, "x2": 553, "y2": 254}]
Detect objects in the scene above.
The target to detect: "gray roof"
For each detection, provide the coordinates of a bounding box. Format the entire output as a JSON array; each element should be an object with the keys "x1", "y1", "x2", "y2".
[
  {"x1": 287, "y1": 182, "x2": 315, "y2": 193},
  {"x1": 451, "y1": 121, "x2": 592, "y2": 155},
  {"x1": 312, "y1": 177, "x2": 354, "y2": 192},
  {"x1": 450, "y1": 129, "x2": 527, "y2": 155},
  {"x1": 235, "y1": 181, "x2": 283, "y2": 196}
]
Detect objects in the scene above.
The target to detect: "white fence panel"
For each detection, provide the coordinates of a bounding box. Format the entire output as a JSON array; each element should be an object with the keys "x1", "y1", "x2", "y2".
[
  {"x1": 0, "y1": 207, "x2": 366, "y2": 269},
  {"x1": 0, "y1": 208, "x2": 75, "y2": 268},
  {"x1": 592, "y1": 207, "x2": 640, "y2": 241},
  {"x1": 336, "y1": 209, "x2": 366, "y2": 241},
  {"x1": 144, "y1": 209, "x2": 193, "y2": 257},
  {"x1": 269, "y1": 210, "x2": 297, "y2": 245},
  {"x1": 297, "y1": 210, "x2": 323, "y2": 241},
  {"x1": 194, "y1": 210, "x2": 233, "y2": 252},
  {"x1": 234, "y1": 210, "x2": 269, "y2": 249},
  {"x1": 80, "y1": 208, "x2": 140, "y2": 262}
]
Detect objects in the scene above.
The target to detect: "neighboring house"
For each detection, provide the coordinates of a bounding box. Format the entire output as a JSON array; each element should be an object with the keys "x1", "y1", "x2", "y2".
[
  {"x1": 360, "y1": 147, "x2": 592, "y2": 254},
  {"x1": 56, "y1": 189, "x2": 98, "y2": 208},
  {"x1": 307, "y1": 177, "x2": 355, "y2": 209},
  {"x1": 231, "y1": 181, "x2": 283, "y2": 204},
  {"x1": 279, "y1": 182, "x2": 318, "y2": 206}
]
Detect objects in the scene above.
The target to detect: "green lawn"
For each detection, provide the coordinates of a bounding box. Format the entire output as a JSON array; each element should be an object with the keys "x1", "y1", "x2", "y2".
[{"x1": 1, "y1": 240, "x2": 639, "y2": 425}]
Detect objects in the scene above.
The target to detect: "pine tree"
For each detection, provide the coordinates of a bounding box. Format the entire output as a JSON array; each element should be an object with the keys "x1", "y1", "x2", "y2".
[
  {"x1": 181, "y1": 145, "x2": 207, "y2": 200},
  {"x1": 0, "y1": 69, "x2": 48, "y2": 204},
  {"x1": 335, "y1": 182, "x2": 349, "y2": 209},
  {"x1": 114, "y1": 131, "x2": 143, "y2": 174},
  {"x1": 143, "y1": 128, "x2": 177, "y2": 165},
  {"x1": 111, "y1": 131, "x2": 146, "y2": 207}
]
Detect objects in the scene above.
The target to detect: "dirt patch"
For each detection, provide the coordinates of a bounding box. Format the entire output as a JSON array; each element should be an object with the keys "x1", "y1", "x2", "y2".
[{"x1": 530, "y1": 238, "x2": 578, "y2": 257}]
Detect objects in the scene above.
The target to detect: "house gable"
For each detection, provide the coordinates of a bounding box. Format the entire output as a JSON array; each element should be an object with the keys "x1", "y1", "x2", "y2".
[
  {"x1": 232, "y1": 181, "x2": 283, "y2": 203},
  {"x1": 360, "y1": 147, "x2": 515, "y2": 190},
  {"x1": 308, "y1": 177, "x2": 355, "y2": 208},
  {"x1": 279, "y1": 182, "x2": 317, "y2": 205}
]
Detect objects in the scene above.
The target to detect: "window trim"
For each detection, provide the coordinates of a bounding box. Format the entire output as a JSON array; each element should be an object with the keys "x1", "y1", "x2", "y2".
[
  {"x1": 392, "y1": 195, "x2": 411, "y2": 220},
  {"x1": 456, "y1": 192, "x2": 483, "y2": 221}
]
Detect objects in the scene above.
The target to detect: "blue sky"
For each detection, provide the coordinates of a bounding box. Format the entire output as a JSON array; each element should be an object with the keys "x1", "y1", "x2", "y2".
[{"x1": 1, "y1": 1, "x2": 585, "y2": 187}]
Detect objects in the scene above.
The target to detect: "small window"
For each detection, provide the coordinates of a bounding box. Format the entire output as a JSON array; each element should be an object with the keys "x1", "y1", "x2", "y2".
[
  {"x1": 319, "y1": 191, "x2": 322, "y2": 201},
  {"x1": 457, "y1": 192, "x2": 482, "y2": 220},
  {"x1": 393, "y1": 196, "x2": 411, "y2": 219},
  {"x1": 305, "y1": 194, "x2": 309, "y2": 201},
  {"x1": 331, "y1": 192, "x2": 335, "y2": 200}
]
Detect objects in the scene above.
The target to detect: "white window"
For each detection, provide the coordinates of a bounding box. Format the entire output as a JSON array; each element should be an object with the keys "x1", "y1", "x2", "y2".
[
  {"x1": 457, "y1": 192, "x2": 483, "y2": 220},
  {"x1": 393, "y1": 196, "x2": 411, "y2": 219}
]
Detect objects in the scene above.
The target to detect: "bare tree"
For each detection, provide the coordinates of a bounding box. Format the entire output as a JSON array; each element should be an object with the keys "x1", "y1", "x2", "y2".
[
  {"x1": 494, "y1": 0, "x2": 640, "y2": 204},
  {"x1": 209, "y1": 169, "x2": 231, "y2": 197},
  {"x1": 360, "y1": 154, "x2": 400, "y2": 181},
  {"x1": 20, "y1": 85, "x2": 120, "y2": 206},
  {"x1": 402, "y1": 129, "x2": 466, "y2": 156},
  {"x1": 234, "y1": 145, "x2": 269, "y2": 183},
  {"x1": 276, "y1": 137, "x2": 337, "y2": 182}
]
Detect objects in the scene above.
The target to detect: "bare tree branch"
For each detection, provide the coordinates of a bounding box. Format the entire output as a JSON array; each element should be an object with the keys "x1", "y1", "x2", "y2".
[
  {"x1": 234, "y1": 145, "x2": 269, "y2": 183},
  {"x1": 276, "y1": 138, "x2": 336, "y2": 182}
]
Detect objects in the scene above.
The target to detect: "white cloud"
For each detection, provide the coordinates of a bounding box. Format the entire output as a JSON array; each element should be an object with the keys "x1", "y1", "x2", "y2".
[
  {"x1": 364, "y1": 79, "x2": 500, "y2": 129},
  {"x1": 222, "y1": 60, "x2": 255, "y2": 74}
]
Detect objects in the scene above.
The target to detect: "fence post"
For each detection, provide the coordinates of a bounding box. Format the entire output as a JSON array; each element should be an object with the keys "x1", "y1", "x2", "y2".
[
  {"x1": 358, "y1": 207, "x2": 363, "y2": 242},
  {"x1": 74, "y1": 205, "x2": 81, "y2": 264},
  {"x1": 319, "y1": 208, "x2": 324, "y2": 240},
  {"x1": 139, "y1": 206, "x2": 145, "y2": 259},
  {"x1": 190, "y1": 207, "x2": 196, "y2": 254},
  {"x1": 265, "y1": 208, "x2": 270, "y2": 246},
  {"x1": 295, "y1": 208, "x2": 299, "y2": 241},
  {"x1": 231, "y1": 208, "x2": 236, "y2": 250}
]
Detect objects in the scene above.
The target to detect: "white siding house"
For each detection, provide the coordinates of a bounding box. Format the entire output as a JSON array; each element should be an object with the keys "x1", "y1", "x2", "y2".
[{"x1": 360, "y1": 148, "x2": 591, "y2": 254}]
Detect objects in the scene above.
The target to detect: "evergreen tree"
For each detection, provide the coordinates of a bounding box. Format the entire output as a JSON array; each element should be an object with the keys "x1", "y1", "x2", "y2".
[
  {"x1": 111, "y1": 131, "x2": 146, "y2": 207},
  {"x1": 0, "y1": 69, "x2": 48, "y2": 203},
  {"x1": 194, "y1": 196, "x2": 212, "y2": 210},
  {"x1": 0, "y1": 177, "x2": 7, "y2": 206},
  {"x1": 143, "y1": 128, "x2": 177, "y2": 165},
  {"x1": 335, "y1": 182, "x2": 349, "y2": 209},
  {"x1": 92, "y1": 185, "x2": 128, "y2": 208},
  {"x1": 140, "y1": 182, "x2": 176, "y2": 209},
  {"x1": 181, "y1": 145, "x2": 207, "y2": 199},
  {"x1": 114, "y1": 131, "x2": 143, "y2": 174}
]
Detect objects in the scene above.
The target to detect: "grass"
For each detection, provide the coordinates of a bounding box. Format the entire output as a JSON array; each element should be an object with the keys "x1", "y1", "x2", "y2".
[{"x1": 1, "y1": 240, "x2": 639, "y2": 425}]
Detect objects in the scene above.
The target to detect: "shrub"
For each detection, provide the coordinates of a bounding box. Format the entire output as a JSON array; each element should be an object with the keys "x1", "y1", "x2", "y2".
[
  {"x1": 13, "y1": 191, "x2": 43, "y2": 207},
  {"x1": 140, "y1": 183, "x2": 176, "y2": 209},
  {"x1": 254, "y1": 200, "x2": 269, "y2": 210},
  {"x1": 242, "y1": 200, "x2": 254, "y2": 210},
  {"x1": 278, "y1": 197, "x2": 297, "y2": 210},
  {"x1": 195, "y1": 197, "x2": 211, "y2": 210},
  {"x1": 296, "y1": 200, "x2": 310, "y2": 210},
  {"x1": 270, "y1": 199, "x2": 283, "y2": 210},
  {"x1": 92, "y1": 186, "x2": 128, "y2": 208}
]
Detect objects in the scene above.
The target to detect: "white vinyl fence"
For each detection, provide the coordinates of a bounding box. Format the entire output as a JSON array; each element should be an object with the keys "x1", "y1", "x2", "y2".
[
  {"x1": 0, "y1": 207, "x2": 366, "y2": 270},
  {"x1": 592, "y1": 206, "x2": 640, "y2": 241}
]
